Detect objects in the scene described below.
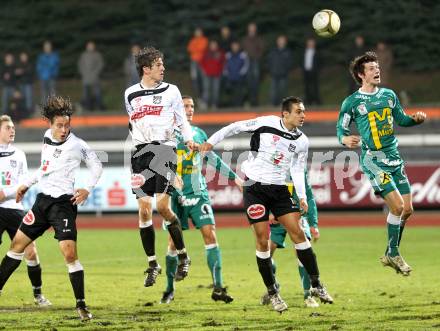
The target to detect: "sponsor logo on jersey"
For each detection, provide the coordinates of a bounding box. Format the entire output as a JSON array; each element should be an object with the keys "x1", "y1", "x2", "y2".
[
  {"x1": 247, "y1": 204, "x2": 266, "y2": 219},
  {"x1": 342, "y1": 113, "x2": 351, "y2": 129},
  {"x1": 130, "y1": 105, "x2": 164, "y2": 120},
  {"x1": 271, "y1": 151, "x2": 284, "y2": 165},
  {"x1": 10, "y1": 160, "x2": 16, "y2": 168},
  {"x1": 288, "y1": 144, "x2": 296, "y2": 152},
  {"x1": 53, "y1": 148, "x2": 62, "y2": 158},
  {"x1": 131, "y1": 174, "x2": 146, "y2": 189},
  {"x1": 357, "y1": 103, "x2": 367, "y2": 115},
  {"x1": 179, "y1": 196, "x2": 200, "y2": 207},
  {"x1": 153, "y1": 96, "x2": 162, "y2": 104},
  {"x1": 42, "y1": 160, "x2": 49, "y2": 172},
  {"x1": 271, "y1": 135, "x2": 280, "y2": 145},
  {"x1": 1, "y1": 171, "x2": 11, "y2": 185},
  {"x1": 23, "y1": 210, "x2": 35, "y2": 225}
]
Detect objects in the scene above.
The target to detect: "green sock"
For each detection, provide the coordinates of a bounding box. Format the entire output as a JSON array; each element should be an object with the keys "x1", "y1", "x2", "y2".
[
  {"x1": 271, "y1": 258, "x2": 277, "y2": 276},
  {"x1": 165, "y1": 254, "x2": 178, "y2": 292},
  {"x1": 298, "y1": 262, "x2": 311, "y2": 299},
  {"x1": 206, "y1": 246, "x2": 223, "y2": 288},
  {"x1": 387, "y1": 213, "x2": 401, "y2": 257}
]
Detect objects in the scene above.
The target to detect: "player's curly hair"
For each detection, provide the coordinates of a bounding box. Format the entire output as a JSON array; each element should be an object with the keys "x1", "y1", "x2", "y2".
[
  {"x1": 350, "y1": 51, "x2": 378, "y2": 85},
  {"x1": 135, "y1": 46, "x2": 164, "y2": 77},
  {"x1": 41, "y1": 96, "x2": 74, "y2": 123},
  {"x1": 281, "y1": 96, "x2": 303, "y2": 115}
]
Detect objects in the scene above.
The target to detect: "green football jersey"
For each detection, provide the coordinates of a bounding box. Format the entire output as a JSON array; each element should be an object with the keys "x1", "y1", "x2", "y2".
[
  {"x1": 337, "y1": 87, "x2": 417, "y2": 161},
  {"x1": 287, "y1": 169, "x2": 318, "y2": 228},
  {"x1": 175, "y1": 125, "x2": 237, "y2": 196}
]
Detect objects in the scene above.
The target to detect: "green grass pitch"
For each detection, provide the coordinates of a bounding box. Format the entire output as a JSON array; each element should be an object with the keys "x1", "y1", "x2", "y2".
[{"x1": 0, "y1": 226, "x2": 439, "y2": 330}]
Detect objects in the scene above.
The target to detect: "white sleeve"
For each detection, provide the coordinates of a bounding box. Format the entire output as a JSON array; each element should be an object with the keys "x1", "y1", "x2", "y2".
[
  {"x1": 172, "y1": 87, "x2": 192, "y2": 142},
  {"x1": 207, "y1": 117, "x2": 262, "y2": 146},
  {"x1": 290, "y1": 138, "x2": 309, "y2": 200},
  {"x1": 79, "y1": 139, "x2": 103, "y2": 193},
  {"x1": 4, "y1": 151, "x2": 29, "y2": 199}
]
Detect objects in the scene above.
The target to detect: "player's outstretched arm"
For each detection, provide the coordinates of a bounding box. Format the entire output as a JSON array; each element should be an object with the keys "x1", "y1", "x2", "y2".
[
  {"x1": 411, "y1": 111, "x2": 427, "y2": 124},
  {"x1": 341, "y1": 135, "x2": 361, "y2": 148},
  {"x1": 71, "y1": 188, "x2": 89, "y2": 205},
  {"x1": 16, "y1": 184, "x2": 29, "y2": 203}
]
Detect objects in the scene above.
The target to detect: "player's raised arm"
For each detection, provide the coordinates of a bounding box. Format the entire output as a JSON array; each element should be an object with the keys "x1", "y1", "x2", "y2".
[{"x1": 390, "y1": 91, "x2": 427, "y2": 126}]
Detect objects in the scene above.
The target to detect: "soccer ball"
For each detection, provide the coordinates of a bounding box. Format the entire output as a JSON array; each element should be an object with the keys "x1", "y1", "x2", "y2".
[{"x1": 312, "y1": 9, "x2": 341, "y2": 38}]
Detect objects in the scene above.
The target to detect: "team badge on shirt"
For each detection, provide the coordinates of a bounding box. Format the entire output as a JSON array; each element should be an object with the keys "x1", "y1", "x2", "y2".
[
  {"x1": 53, "y1": 148, "x2": 62, "y2": 158},
  {"x1": 288, "y1": 144, "x2": 296, "y2": 152},
  {"x1": 388, "y1": 99, "x2": 394, "y2": 108},
  {"x1": 10, "y1": 160, "x2": 16, "y2": 168},
  {"x1": 357, "y1": 103, "x2": 367, "y2": 115},
  {"x1": 153, "y1": 96, "x2": 162, "y2": 104}
]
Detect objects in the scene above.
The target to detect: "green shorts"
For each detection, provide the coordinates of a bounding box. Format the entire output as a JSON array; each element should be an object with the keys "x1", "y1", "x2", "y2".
[
  {"x1": 171, "y1": 193, "x2": 215, "y2": 230},
  {"x1": 270, "y1": 218, "x2": 311, "y2": 249},
  {"x1": 360, "y1": 156, "x2": 411, "y2": 198}
]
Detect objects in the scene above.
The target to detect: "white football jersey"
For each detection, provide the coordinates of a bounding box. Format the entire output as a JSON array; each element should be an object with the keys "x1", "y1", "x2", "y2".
[
  {"x1": 124, "y1": 81, "x2": 192, "y2": 146},
  {"x1": 0, "y1": 144, "x2": 27, "y2": 210},
  {"x1": 207, "y1": 115, "x2": 308, "y2": 199},
  {"x1": 24, "y1": 129, "x2": 103, "y2": 198}
]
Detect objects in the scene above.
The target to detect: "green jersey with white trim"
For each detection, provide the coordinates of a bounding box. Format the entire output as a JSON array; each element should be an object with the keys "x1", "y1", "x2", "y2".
[
  {"x1": 175, "y1": 125, "x2": 237, "y2": 196},
  {"x1": 337, "y1": 87, "x2": 417, "y2": 163}
]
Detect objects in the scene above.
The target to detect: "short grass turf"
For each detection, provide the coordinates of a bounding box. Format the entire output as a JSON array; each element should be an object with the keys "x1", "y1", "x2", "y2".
[{"x1": 0, "y1": 226, "x2": 439, "y2": 330}]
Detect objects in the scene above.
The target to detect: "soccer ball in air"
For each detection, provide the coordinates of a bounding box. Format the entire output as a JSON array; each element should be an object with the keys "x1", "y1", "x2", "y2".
[{"x1": 312, "y1": 9, "x2": 341, "y2": 37}]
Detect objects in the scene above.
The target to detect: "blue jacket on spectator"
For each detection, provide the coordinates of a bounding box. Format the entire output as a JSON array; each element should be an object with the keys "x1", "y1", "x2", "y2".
[
  {"x1": 36, "y1": 52, "x2": 59, "y2": 81},
  {"x1": 224, "y1": 51, "x2": 249, "y2": 82}
]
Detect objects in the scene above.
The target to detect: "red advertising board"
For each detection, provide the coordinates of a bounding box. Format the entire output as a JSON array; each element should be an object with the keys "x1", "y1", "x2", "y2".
[{"x1": 206, "y1": 164, "x2": 440, "y2": 210}]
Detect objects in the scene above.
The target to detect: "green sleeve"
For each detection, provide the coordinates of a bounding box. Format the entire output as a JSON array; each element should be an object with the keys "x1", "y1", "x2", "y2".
[
  {"x1": 391, "y1": 91, "x2": 417, "y2": 127},
  {"x1": 205, "y1": 152, "x2": 237, "y2": 180},
  {"x1": 304, "y1": 171, "x2": 318, "y2": 227},
  {"x1": 198, "y1": 127, "x2": 237, "y2": 180},
  {"x1": 336, "y1": 98, "x2": 354, "y2": 145}
]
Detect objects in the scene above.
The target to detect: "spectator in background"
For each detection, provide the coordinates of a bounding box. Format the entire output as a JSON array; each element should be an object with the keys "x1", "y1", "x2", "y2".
[
  {"x1": 302, "y1": 38, "x2": 321, "y2": 105},
  {"x1": 267, "y1": 35, "x2": 293, "y2": 106},
  {"x1": 36, "y1": 40, "x2": 59, "y2": 102},
  {"x1": 7, "y1": 89, "x2": 26, "y2": 121},
  {"x1": 186, "y1": 27, "x2": 208, "y2": 100},
  {"x1": 219, "y1": 26, "x2": 233, "y2": 53},
  {"x1": 1, "y1": 53, "x2": 16, "y2": 114},
  {"x1": 78, "y1": 41, "x2": 105, "y2": 111},
  {"x1": 376, "y1": 41, "x2": 393, "y2": 86},
  {"x1": 347, "y1": 35, "x2": 367, "y2": 94},
  {"x1": 200, "y1": 40, "x2": 225, "y2": 110},
  {"x1": 224, "y1": 41, "x2": 249, "y2": 107},
  {"x1": 124, "y1": 44, "x2": 141, "y2": 87},
  {"x1": 15, "y1": 52, "x2": 34, "y2": 116},
  {"x1": 242, "y1": 22, "x2": 264, "y2": 106}
]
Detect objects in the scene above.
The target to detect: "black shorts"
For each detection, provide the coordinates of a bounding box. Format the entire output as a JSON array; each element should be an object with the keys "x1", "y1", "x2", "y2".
[
  {"x1": 19, "y1": 193, "x2": 78, "y2": 241},
  {"x1": 0, "y1": 207, "x2": 25, "y2": 245},
  {"x1": 243, "y1": 181, "x2": 299, "y2": 224},
  {"x1": 131, "y1": 142, "x2": 177, "y2": 198}
]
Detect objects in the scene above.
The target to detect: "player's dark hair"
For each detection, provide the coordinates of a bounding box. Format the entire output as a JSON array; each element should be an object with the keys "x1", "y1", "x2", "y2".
[
  {"x1": 135, "y1": 46, "x2": 164, "y2": 77},
  {"x1": 281, "y1": 96, "x2": 303, "y2": 115},
  {"x1": 41, "y1": 96, "x2": 74, "y2": 123},
  {"x1": 182, "y1": 95, "x2": 193, "y2": 100},
  {"x1": 350, "y1": 51, "x2": 378, "y2": 85}
]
